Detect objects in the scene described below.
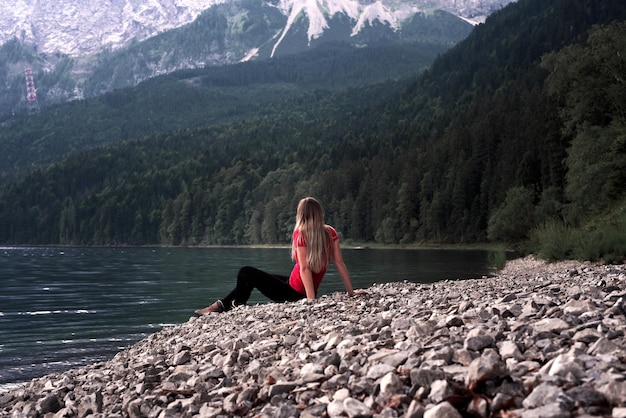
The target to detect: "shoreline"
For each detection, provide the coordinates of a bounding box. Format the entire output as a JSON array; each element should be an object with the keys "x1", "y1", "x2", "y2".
[
  {"x1": 2, "y1": 256, "x2": 625, "y2": 417},
  {"x1": 0, "y1": 242, "x2": 513, "y2": 251}
]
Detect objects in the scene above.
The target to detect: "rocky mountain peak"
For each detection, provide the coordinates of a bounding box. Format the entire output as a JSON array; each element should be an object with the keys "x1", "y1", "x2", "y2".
[
  {"x1": 0, "y1": 0, "x2": 515, "y2": 57},
  {"x1": 0, "y1": 0, "x2": 221, "y2": 56}
]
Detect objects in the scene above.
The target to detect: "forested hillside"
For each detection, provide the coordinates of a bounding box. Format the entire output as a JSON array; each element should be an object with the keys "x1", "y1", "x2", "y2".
[
  {"x1": 0, "y1": 0, "x2": 624, "y2": 262},
  {"x1": 0, "y1": 41, "x2": 444, "y2": 180}
]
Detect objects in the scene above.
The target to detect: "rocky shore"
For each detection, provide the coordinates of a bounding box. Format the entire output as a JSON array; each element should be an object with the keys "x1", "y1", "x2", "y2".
[{"x1": 1, "y1": 256, "x2": 625, "y2": 418}]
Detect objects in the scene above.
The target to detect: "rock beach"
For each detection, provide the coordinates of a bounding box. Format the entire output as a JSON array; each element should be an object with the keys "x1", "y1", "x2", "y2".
[{"x1": 1, "y1": 256, "x2": 625, "y2": 417}]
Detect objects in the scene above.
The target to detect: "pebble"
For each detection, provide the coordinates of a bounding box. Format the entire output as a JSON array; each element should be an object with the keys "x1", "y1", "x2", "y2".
[{"x1": 1, "y1": 256, "x2": 625, "y2": 417}]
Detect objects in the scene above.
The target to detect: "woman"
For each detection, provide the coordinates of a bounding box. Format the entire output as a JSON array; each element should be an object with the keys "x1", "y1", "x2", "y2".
[{"x1": 194, "y1": 197, "x2": 357, "y2": 315}]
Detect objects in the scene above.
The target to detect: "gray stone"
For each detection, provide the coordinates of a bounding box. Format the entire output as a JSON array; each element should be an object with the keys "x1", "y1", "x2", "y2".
[
  {"x1": 380, "y1": 351, "x2": 410, "y2": 368},
  {"x1": 464, "y1": 328, "x2": 495, "y2": 351},
  {"x1": 597, "y1": 379, "x2": 626, "y2": 406},
  {"x1": 565, "y1": 386, "x2": 607, "y2": 408},
  {"x1": 491, "y1": 393, "x2": 514, "y2": 413},
  {"x1": 275, "y1": 403, "x2": 299, "y2": 418},
  {"x1": 445, "y1": 315, "x2": 464, "y2": 327},
  {"x1": 424, "y1": 345, "x2": 453, "y2": 363},
  {"x1": 172, "y1": 349, "x2": 191, "y2": 365},
  {"x1": 368, "y1": 349, "x2": 399, "y2": 363},
  {"x1": 367, "y1": 364, "x2": 396, "y2": 379},
  {"x1": 498, "y1": 340, "x2": 523, "y2": 360},
  {"x1": 613, "y1": 407, "x2": 626, "y2": 418},
  {"x1": 562, "y1": 299, "x2": 596, "y2": 316},
  {"x1": 572, "y1": 328, "x2": 602, "y2": 343},
  {"x1": 301, "y1": 403, "x2": 328, "y2": 418},
  {"x1": 268, "y1": 381, "x2": 298, "y2": 398},
  {"x1": 198, "y1": 403, "x2": 222, "y2": 418},
  {"x1": 405, "y1": 400, "x2": 425, "y2": 418},
  {"x1": 500, "y1": 293, "x2": 518, "y2": 303},
  {"x1": 532, "y1": 318, "x2": 570, "y2": 334},
  {"x1": 588, "y1": 337, "x2": 621, "y2": 355},
  {"x1": 410, "y1": 368, "x2": 446, "y2": 389},
  {"x1": 126, "y1": 398, "x2": 144, "y2": 418},
  {"x1": 452, "y1": 348, "x2": 475, "y2": 366},
  {"x1": 379, "y1": 372, "x2": 402, "y2": 396},
  {"x1": 428, "y1": 380, "x2": 454, "y2": 403},
  {"x1": 334, "y1": 388, "x2": 350, "y2": 401},
  {"x1": 520, "y1": 402, "x2": 570, "y2": 418},
  {"x1": 327, "y1": 398, "x2": 345, "y2": 417},
  {"x1": 423, "y1": 402, "x2": 462, "y2": 418},
  {"x1": 37, "y1": 393, "x2": 62, "y2": 414},
  {"x1": 543, "y1": 353, "x2": 584, "y2": 383},
  {"x1": 522, "y1": 383, "x2": 564, "y2": 409},
  {"x1": 465, "y1": 349, "x2": 507, "y2": 388},
  {"x1": 344, "y1": 397, "x2": 372, "y2": 418},
  {"x1": 467, "y1": 395, "x2": 488, "y2": 418}
]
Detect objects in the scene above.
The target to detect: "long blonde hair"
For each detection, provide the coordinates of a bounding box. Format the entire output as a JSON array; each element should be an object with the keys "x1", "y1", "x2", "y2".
[{"x1": 291, "y1": 197, "x2": 331, "y2": 273}]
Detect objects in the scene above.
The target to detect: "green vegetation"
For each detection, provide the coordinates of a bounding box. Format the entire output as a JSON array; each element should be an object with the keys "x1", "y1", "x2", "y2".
[
  {"x1": 0, "y1": 0, "x2": 624, "y2": 264},
  {"x1": 0, "y1": 42, "x2": 442, "y2": 179},
  {"x1": 525, "y1": 20, "x2": 626, "y2": 263},
  {"x1": 528, "y1": 202, "x2": 626, "y2": 263}
]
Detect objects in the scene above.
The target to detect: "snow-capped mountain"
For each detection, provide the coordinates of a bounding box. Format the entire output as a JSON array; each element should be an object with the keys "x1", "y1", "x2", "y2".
[
  {"x1": 0, "y1": 0, "x2": 516, "y2": 115},
  {"x1": 0, "y1": 0, "x2": 224, "y2": 56},
  {"x1": 0, "y1": 0, "x2": 514, "y2": 57}
]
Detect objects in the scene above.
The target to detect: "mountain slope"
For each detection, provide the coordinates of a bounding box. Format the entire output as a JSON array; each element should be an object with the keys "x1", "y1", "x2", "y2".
[
  {"x1": 0, "y1": 0, "x2": 512, "y2": 56},
  {"x1": 82, "y1": 7, "x2": 472, "y2": 97},
  {"x1": 0, "y1": 41, "x2": 443, "y2": 179}
]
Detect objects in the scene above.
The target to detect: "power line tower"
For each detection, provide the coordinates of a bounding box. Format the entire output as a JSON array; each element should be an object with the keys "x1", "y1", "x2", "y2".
[{"x1": 24, "y1": 67, "x2": 40, "y2": 115}]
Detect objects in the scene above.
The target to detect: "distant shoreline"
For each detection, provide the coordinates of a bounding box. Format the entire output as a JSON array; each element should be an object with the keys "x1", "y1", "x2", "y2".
[{"x1": 1, "y1": 242, "x2": 513, "y2": 251}]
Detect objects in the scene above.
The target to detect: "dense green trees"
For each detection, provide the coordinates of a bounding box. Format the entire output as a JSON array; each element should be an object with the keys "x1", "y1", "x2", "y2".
[
  {"x1": 542, "y1": 22, "x2": 626, "y2": 224},
  {"x1": 522, "y1": 20, "x2": 626, "y2": 261}
]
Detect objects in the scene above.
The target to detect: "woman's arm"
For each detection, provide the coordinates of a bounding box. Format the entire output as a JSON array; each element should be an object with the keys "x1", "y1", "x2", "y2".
[
  {"x1": 331, "y1": 238, "x2": 355, "y2": 296},
  {"x1": 296, "y1": 245, "x2": 316, "y2": 299}
]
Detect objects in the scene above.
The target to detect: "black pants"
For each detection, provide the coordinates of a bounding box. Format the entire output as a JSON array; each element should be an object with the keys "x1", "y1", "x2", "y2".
[{"x1": 220, "y1": 266, "x2": 305, "y2": 311}]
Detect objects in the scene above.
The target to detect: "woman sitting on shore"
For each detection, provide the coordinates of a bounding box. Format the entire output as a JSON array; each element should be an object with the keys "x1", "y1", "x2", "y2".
[{"x1": 194, "y1": 197, "x2": 360, "y2": 315}]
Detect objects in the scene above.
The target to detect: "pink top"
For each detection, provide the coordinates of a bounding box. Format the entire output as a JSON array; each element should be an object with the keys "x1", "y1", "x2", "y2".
[{"x1": 289, "y1": 226, "x2": 339, "y2": 295}]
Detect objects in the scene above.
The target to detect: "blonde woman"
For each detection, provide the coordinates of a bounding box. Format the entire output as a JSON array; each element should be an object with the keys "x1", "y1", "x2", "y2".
[{"x1": 194, "y1": 197, "x2": 358, "y2": 314}]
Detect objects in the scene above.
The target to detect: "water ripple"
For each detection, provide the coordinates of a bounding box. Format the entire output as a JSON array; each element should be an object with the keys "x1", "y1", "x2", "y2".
[{"x1": 0, "y1": 246, "x2": 495, "y2": 385}]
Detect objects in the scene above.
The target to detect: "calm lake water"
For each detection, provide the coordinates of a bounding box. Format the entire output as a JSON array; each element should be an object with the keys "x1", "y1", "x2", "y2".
[{"x1": 0, "y1": 246, "x2": 499, "y2": 387}]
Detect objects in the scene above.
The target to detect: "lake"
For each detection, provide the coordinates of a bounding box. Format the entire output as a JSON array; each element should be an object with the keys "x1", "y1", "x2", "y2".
[{"x1": 0, "y1": 246, "x2": 499, "y2": 387}]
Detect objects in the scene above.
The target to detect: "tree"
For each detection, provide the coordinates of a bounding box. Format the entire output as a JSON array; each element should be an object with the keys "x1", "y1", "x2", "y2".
[
  {"x1": 487, "y1": 186, "x2": 536, "y2": 244},
  {"x1": 542, "y1": 21, "x2": 626, "y2": 224},
  {"x1": 59, "y1": 198, "x2": 77, "y2": 244}
]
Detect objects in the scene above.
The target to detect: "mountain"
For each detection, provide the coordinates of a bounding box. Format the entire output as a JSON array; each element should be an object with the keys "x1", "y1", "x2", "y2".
[
  {"x1": 0, "y1": 0, "x2": 513, "y2": 56},
  {"x1": 0, "y1": 0, "x2": 515, "y2": 116},
  {"x1": 0, "y1": 0, "x2": 624, "y2": 254},
  {"x1": 0, "y1": 0, "x2": 215, "y2": 56}
]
